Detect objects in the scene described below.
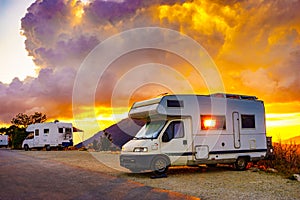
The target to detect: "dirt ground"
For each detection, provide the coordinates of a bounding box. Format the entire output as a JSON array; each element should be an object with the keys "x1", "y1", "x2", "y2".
[
  {"x1": 0, "y1": 149, "x2": 197, "y2": 200},
  {"x1": 18, "y1": 150, "x2": 300, "y2": 200}
]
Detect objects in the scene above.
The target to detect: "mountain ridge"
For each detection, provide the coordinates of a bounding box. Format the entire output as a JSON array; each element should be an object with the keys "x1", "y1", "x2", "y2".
[
  {"x1": 283, "y1": 135, "x2": 300, "y2": 144},
  {"x1": 75, "y1": 118, "x2": 145, "y2": 148}
]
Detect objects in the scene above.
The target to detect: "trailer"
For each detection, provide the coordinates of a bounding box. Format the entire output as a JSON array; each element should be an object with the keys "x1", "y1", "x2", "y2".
[
  {"x1": 22, "y1": 121, "x2": 75, "y2": 151},
  {"x1": 0, "y1": 135, "x2": 8, "y2": 148},
  {"x1": 120, "y1": 93, "x2": 273, "y2": 173}
]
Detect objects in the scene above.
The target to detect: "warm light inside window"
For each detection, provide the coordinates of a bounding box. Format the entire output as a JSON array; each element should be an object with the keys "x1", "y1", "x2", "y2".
[
  {"x1": 201, "y1": 115, "x2": 226, "y2": 130},
  {"x1": 204, "y1": 119, "x2": 216, "y2": 128}
]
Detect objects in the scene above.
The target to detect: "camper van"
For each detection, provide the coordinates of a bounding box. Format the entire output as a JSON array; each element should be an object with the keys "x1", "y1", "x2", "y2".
[
  {"x1": 22, "y1": 121, "x2": 74, "y2": 151},
  {"x1": 0, "y1": 135, "x2": 8, "y2": 148},
  {"x1": 120, "y1": 93, "x2": 273, "y2": 173}
]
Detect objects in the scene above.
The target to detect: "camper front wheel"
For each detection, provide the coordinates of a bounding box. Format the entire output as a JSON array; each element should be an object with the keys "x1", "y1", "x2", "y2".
[
  {"x1": 151, "y1": 156, "x2": 169, "y2": 174},
  {"x1": 24, "y1": 145, "x2": 29, "y2": 151},
  {"x1": 235, "y1": 157, "x2": 248, "y2": 170},
  {"x1": 46, "y1": 145, "x2": 51, "y2": 151}
]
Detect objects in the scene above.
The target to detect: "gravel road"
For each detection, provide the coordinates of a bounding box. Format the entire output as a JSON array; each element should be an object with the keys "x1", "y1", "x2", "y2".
[
  {"x1": 6, "y1": 149, "x2": 300, "y2": 200},
  {"x1": 0, "y1": 149, "x2": 197, "y2": 200}
]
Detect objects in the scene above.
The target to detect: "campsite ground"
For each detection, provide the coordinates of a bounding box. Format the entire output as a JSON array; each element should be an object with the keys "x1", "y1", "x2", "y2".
[{"x1": 6, "y1": 150, "x2": 300, "y2": 199}]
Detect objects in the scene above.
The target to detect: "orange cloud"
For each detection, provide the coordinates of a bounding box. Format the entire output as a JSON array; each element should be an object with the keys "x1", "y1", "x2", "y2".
[{"x1": 1, "y1": 0, "x2": 299, "y2": 142}]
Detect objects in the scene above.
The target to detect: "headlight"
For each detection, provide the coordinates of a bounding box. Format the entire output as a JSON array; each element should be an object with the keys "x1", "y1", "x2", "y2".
[{"x1": 133, "y1": 147, "x2": 148, "y2": 152}]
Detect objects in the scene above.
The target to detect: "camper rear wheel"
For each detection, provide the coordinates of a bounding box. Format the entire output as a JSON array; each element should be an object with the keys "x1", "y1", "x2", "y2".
[
  {"x1": 24, "y1": 145, "x2": 29, "y2": 151},
  {"x1": 45, "y1": 145, "x2": 51, "y2": 151},
  {"x1": 151, "y1": 156, "x2": 169, "y2": 174},
  {"x1": 235, "y1": 157, "x2": 248, "y2": 171}
]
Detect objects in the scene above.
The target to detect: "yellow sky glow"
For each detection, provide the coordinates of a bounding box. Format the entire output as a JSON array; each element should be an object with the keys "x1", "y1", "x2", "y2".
[{"x1": 1, "y1": 0, "x2": 300, "y2": 145}]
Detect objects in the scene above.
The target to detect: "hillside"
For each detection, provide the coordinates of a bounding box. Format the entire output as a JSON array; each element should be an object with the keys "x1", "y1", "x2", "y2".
[
  {"x1": 75, "y1": 118, "x2": 145, "y2": 148},
  {"x1": 283, "y1": 135, "x2": 300, "y2": 144}
]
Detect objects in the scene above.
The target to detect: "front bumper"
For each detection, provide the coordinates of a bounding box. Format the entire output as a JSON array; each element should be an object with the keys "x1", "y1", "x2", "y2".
[{"x1": 120, "y1": 154, "x2": 157, "y2": 171}]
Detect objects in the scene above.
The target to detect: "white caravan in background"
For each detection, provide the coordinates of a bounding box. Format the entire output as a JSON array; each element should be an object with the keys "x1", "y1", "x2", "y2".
[
  {"x1": 0, "y1": 135, "x2": 8, "y2": 148},
  {"x1": 120, "y1": 93, "x2": 273, "y2": 173},
  {"x1": 22, "y1": 121, "x2": 74, "y2": 151}
]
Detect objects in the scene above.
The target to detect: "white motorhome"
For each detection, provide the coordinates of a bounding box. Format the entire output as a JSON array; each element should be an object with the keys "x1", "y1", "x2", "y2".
[
  {"x1": 22, "y1": 121, "x2": 74, "y2": 151},
  {"x1": 0, "y1": 135, "x2": 8, "y2": 148},
  {"x1": 120, "y1": 93, "x2": 273, "y2": 173}
]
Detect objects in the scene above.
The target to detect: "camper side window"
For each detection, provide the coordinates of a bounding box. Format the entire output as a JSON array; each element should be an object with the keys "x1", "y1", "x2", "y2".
[
  {"x1": 167, "y1": 100, "x2": 184, "y2": 108},
  {"x1": 65, "y1": 128, "x2": 72, "y2": 134},
  {"x1": 201, "y1": 115, "x2": 226, "y2": 130},
  {"x1": 44, "y1": 129, "x2": 49, "y2": 134},
  {"x1": 241, "y1": 115, "x2": 255, "y2": 128},
  {"x1": 35, "y1": 129, "x2": 39, "y2": 136},
  {"x1": 58, "y1": 128, "x2": 64, "y2": 133},
  {"x1": 163, "y1": 121, "x2": 184, "y2": 142},
  {"x1": 174, "y1": 122, "x2": 184, "y2": 138}
]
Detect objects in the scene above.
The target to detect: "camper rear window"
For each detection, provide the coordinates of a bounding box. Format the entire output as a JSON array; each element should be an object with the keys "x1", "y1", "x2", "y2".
[
  {"x1": 44, "y1": 129, "x2": 49, "y2": 134},
  {"x1": 201, "y1": 115, "x2": 226, "y2": 130},
  {"x1": 241, "y1": 115, "x2": 255, "y2": 128},
  {"x1": 167, "y1": 100, "x2": 184, "y2": 108}
]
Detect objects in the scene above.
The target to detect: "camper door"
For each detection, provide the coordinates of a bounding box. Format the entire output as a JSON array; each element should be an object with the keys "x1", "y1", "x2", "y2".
[
  {"x1": 33, "y1": 129, "x2": 40, "y2": 146},
  {"x1": 160, "y1": 118, "x2": 191, "y2": 165}
]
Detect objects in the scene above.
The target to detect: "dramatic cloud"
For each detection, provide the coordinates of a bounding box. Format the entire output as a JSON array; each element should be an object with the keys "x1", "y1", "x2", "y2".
[
  {"x1": 1, "y1": 0, "x2": 300, "y2": 127},
  {"x1": 0, "y1": 67, "x2": 76, "y2": 122}
]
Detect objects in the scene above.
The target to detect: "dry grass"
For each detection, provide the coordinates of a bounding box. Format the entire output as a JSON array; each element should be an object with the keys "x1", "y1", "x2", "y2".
[{"x1": 259, "y1": 142, "x2": 300, "y2": 176}]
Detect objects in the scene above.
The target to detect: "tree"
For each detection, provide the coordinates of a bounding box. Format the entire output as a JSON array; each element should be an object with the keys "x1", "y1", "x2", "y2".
[
  {"x1": 29, "y1": 112, "x2": 47, "y2": 124},
  {"x1": 11, "y1": 112, "x2": 47, "y2": 128},
  {"x1": 0, "y1": 127, "x2": 7, "y2": 134},
  {"x1": 92, "y1": 139, "x2": 100, "y2": 151},
  {"x1": 9, "y1": 112, "x2": 47, "y2": 149},
  {"x1": 100, "y1": 131, "x2": 112, "y2": 151},
  {"x1": 11, "y1": 113, "x2": 30, "y2": 128},
  {"x1": 6, "y1": 125, "x2": 26, "y2": 149}
]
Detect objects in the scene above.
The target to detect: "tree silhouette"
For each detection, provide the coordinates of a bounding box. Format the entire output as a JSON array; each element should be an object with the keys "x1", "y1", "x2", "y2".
[
  {"x1": 11, "y1": 112, "x2": 47, "y2": 128},
  {"x1": 100, "y1": 131, "x2": 112, "y2": 151}
]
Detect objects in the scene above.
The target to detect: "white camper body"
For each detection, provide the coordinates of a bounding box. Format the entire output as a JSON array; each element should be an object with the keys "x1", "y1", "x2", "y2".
[
  {"x1": 22, "y1": 122, "x2": 73, "y2": 151},
  {"x1": 120, "y1": 94, "x2": 271, "y2": 173},
  {"x1": 0, "y1": 135, "x2": 8, "y2": 148}
]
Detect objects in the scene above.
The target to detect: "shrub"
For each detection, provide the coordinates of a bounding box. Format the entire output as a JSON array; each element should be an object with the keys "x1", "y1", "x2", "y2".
[
  {"x1": 262, "y1": 142, "x2": 300, "y2": 176},
  {"x1": 7, "y1": 125, "x2": 27, "y2": 149}
]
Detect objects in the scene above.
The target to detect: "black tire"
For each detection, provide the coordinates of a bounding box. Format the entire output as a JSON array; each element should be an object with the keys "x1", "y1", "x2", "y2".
[
  {"x1": 24, "y1": 145, "x2": 29, "y2": 151},
  {"x1": 151, "y1": 156, "x2": 169, "y2": 174},
  {"x1": 45, "y1": 145, "x2": 51, "y2": 151},
  {"x1": 235, "y1": 157, "x2": 248, "y2": 170}
]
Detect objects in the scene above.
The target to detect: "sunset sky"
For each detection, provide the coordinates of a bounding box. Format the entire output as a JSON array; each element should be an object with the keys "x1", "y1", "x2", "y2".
[{"x1": 0, "y1": 0, "x2": 300, "y2": 143}]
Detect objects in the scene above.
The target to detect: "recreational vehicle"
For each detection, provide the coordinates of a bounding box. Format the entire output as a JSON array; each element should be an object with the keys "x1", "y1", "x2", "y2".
[
  {"x1": 120, "y1": 93, "x2": 273, "y2": 173},
  {"x1": 0, "y1": 135, "x2": 8, "y2": 148},
  {"x1": 22, "y1": 121, "x2": 74, "y2": 151}
]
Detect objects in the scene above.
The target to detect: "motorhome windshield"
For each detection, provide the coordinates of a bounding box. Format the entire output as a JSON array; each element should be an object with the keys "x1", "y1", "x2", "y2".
[{"x1": 135, "y1": 120, "x2": 166, "y2": 139}]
